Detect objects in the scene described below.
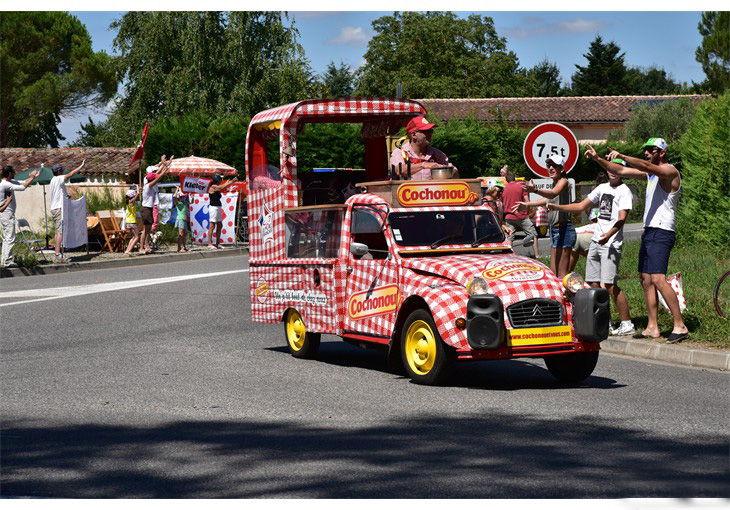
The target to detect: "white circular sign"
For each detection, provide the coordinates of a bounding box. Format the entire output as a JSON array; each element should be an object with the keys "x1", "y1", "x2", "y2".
[{"x1": 522, "y1": 122, "x2": 579, "y2": 178}]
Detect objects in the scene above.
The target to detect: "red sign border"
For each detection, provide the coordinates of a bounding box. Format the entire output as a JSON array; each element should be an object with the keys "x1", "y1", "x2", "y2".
[{"x1": 522, "y1": 122, "x2": 579, "y2": 178}]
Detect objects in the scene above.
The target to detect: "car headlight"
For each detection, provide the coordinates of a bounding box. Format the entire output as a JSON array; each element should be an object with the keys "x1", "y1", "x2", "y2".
[
  {"x1": 563, "y1": 272, "x2": 585, "y2": 293},
  {"x1": 467, "y1": 277, "x2": 489, "y2": 296}
]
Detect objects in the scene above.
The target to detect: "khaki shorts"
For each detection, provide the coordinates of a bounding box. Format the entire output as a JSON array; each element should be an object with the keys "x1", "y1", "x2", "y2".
[
  {"x1": 586, "y1": 242, "x2": 622, "y2": 285},
  {"x1": 573, "y1": 232, "x2": 592, "y2": 252},
  {"x1": 51, "y1": 208, "x2": 62, "y2": 234}
]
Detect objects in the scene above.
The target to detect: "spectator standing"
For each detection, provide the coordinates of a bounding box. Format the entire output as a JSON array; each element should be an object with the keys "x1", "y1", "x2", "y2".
[
  {"x1": 502, "y1": 170, "x2": 539, "y2": 257},
  {"x1": 547, "y1": 160, "x2": 636, "y2": 335},
  {"x1": 123, "y1": 187, "x2": 141, "y2": 255},
  {"x1": 141, "y1": 155, "x2": 172, "y2": 254},
  {"x1": 0, "y1": 165, "x2": 40, "y2": 268},
  {"x1": 49, "y1": 160, "x2": 85, "y2": 262},
  {"x1": 173, "y1": 187, "x2": 189, "y2": 252},
  {"x1": 207, "y1": 173, "x2": 235, "y2": 249},
  {"x1": 481, "y1": 178, "x2": 513, "y2": 238},
  {"x1": 389, "y1": 117, "x2": 458, "y2": 180},
  {"x1": 587, "y1": 138, "x2": 688, "y2": 343},
  {"x1": 569, "y1": 170, "x2": 609, "y2": 273},
  {"x1": 513, "y1": 156, "x2": 573, "y2": 277}
]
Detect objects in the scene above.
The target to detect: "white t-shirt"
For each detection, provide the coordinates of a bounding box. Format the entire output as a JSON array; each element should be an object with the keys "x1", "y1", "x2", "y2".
[
  {"x1": 50, "y1": 175, "x2": 66, "y2": 211},
  {"x1": 587, "y1": 182, "x2": 633, "y2": 247},
  {"x1": 644, "y1": 169, "x2": 680, "y2": 231},
  {"x1": 142, "y1": 183, "x2": 158, "y2": 207},
  {"x1": 0, "y1": 179, "x2": 25, "y2": 215}
]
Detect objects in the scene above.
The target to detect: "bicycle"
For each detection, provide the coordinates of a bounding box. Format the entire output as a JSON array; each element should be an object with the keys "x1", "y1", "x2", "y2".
[{"x1": 713, "y1": 269, "x2": 730, "y2": 318}]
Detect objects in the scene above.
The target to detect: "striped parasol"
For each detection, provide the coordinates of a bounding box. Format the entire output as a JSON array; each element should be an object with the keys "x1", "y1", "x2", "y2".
[{"x1": 166, "y1": 156, "x2": 238, "y2": 177}]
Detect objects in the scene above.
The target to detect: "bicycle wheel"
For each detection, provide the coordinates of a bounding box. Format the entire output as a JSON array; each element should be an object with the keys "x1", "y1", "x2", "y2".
[{"x1": 714, "y1": 270, "x2": 730, "y2": 318}]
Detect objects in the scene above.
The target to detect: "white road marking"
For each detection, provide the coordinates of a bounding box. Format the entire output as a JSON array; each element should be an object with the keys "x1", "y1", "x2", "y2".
[{"x1": 0, "y1": 269, "x2": 249, "y2": 308}]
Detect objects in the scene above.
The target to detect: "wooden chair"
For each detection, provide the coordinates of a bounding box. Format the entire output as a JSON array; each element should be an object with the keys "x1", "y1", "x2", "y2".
[{"x1": 96, "y1": 210, "x2": 129, "y2": 252}]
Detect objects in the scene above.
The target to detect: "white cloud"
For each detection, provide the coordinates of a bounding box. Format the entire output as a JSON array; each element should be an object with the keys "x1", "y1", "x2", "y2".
[
  {"x1": 326, "y1": 26, "x2": 370, "y2": 47},
  {"x1": 505, "y1": 17, "x2": 606, "y2": 39}
]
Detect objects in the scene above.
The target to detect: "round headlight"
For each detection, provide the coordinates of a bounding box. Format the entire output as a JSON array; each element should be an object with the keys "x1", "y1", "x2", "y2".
[
  {"x1": 467, "y1": 277, "x2": 489, "y2": 296},
  {"x1": 563, "y1": 272, "x2": 585, "y2": 293}
]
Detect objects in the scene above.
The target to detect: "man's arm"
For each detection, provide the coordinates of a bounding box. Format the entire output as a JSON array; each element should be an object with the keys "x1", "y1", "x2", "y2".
[
  {"x1": 21, "y1": 169, "x2": 40, "y2": 188},
  {"x1": 0, "y1": 194, "x2": 13, "y2": 212},
  {"x1": 547, "y1": 197, "x2": 594, "y2": 215},
  {"x1": 597, "y1": 209, "x2": 629, "y2": 245},
  {"x1": 584, "y1": 145, "x2": 647, "y2": 180},
  {"x1": 148, "y1": 156, "x2": 174, "y2": 187},
  {"x1": 524, "y1": 177, "x2": 568, "y2": 199},
  {"x1": 606, "y1": 147, "x2": 678, "y2": 180},
  {"x1": 64, "y1": 159, "x2": 85, "y2": 181}
]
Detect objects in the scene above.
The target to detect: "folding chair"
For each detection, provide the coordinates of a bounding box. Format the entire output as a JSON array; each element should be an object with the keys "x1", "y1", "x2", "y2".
[
  {"x1": 96, "y1": 210, "x2": 129, "y2": 252},
  {"x1": 16, "y1": 218, "x2": 48, "y2": 262}
]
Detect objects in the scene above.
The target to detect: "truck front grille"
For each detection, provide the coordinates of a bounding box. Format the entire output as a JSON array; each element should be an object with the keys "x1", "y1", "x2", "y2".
[{"x1": 507, "y1": 299, "x2": 563, "y2": 328}]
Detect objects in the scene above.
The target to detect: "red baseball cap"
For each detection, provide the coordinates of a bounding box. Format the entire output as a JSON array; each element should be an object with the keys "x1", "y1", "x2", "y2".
[{"x1": 406, "y1": 116, "x2": 438, "y2": 133}]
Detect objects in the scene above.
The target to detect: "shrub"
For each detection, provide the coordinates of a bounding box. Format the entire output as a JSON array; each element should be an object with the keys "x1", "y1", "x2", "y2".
[
  {"x1": 85, "y1": 187, "x2": 125, "y2": 214},
  {"x1": 607, "y1": 98, "x2": 700, "y2": 145},
  {"x1": 675, "y1": 91, "x2": 730, "y2": 248}
]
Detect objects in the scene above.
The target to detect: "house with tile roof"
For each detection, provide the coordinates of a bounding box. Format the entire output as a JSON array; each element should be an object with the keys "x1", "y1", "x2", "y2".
[
  {"x1": 0, "y1": 147, "x2": 137, "y2": 231},
  {"x1": 418, "y1": 95, "x2": 711, "y2": 143}
]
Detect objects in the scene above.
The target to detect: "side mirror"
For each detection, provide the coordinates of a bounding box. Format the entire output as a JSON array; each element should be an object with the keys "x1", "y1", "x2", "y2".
[{"x1": 350, "y1": 242, "x2": 369, "y2": 258}]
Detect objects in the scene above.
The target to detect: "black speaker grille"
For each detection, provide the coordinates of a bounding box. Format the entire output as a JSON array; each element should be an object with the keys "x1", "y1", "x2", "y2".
[{"x1": 507, "y1": 299, "x2": 563, "y2": 328}]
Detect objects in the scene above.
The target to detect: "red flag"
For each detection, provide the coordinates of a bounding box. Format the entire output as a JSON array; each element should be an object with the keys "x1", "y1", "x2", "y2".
[{"x1": 129, "y1": 121, "x2": 149, "y2": 167}]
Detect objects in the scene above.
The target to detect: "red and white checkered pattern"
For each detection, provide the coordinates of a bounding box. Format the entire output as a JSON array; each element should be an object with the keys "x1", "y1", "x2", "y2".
[
  {"x1": 658, "y1": 272, "x2": 687, "y2": 314},
  {"x1": 189, "y1": 192, "x2": 239, "y2": 245},
  {"x1": 531, "y1": 205, "x2": 548, "y2": 226},
  {"x1": 168, "y1": 156, "x2": 237, "y2": 176}
]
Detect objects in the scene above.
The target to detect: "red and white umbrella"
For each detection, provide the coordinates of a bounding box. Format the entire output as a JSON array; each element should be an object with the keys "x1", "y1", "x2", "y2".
[{"x1": 166, "y1": 156, "x2": 238, "y2": 177}]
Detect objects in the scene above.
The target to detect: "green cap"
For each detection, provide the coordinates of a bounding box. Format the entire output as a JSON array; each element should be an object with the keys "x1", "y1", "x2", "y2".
[
  {"x1": 642, "y1": 137, "x2": 668, "y2": 151},
  {"x1": 611, "y1": 158, "x2": 627, "y2": 166}
]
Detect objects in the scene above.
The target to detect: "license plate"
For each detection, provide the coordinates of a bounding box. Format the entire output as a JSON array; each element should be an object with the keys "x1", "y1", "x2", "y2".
[{"x1": 507, "y1": 325, "x2": 573, "y2": 346}]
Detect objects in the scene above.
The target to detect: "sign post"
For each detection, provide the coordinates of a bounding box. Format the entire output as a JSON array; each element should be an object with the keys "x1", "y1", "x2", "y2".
[{"x1": 522, "y1": 122, "x2": 579, "y2": 178}]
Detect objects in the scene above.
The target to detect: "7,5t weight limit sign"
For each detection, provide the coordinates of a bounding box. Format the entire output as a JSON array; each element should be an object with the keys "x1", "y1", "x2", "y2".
[{"x1": 522, "y1": 122, "x2": 579, "y2": 178}]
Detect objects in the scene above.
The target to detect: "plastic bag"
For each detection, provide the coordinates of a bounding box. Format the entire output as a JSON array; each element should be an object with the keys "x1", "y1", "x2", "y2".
[{"x1": 657, "y1": 272, "x2": 687, "y2": 313}]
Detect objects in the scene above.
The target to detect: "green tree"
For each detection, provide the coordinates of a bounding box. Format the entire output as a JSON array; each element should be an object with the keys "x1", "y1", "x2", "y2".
[
  {"x1": 676, "y1": 91, "x2": 730, "y2": 248},
  {"x1": 321, "y1": 61, "x2": 354, "y2": 97},
  {"x1": 695, "y1": 11, "x2": 730, "y2": 94},
  {"x1": 354, "y1": 12, "x2": 525, "y2": 98},
  {"x1": 607, "y1": 98, "x2": 700, "y2": 145},
  {"x1": 570, "y1": 36, "x2": 627, "y2": 96},
  {"x1": 79, "y1": 11, "x2": 314, "y2": 146},
  {"x1": 0, "y1": 12, "x2": 117, "y2": 147},
  {"x1": 522, "y1": 59, "x2": 563, "y2": 97},
  {"x1": 623, "y1": 66, "x2": 683, "y2": 95}
]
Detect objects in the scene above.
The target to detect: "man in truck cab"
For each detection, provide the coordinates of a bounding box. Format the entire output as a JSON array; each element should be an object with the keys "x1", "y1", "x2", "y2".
[{"x1": 390, "y1": 116, "x2": 458, "y2": 180}]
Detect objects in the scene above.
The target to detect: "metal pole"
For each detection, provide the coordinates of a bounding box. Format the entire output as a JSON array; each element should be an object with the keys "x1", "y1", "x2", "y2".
[{"x1": 43, "y1": 185, "x2": 49, "y2": 250}]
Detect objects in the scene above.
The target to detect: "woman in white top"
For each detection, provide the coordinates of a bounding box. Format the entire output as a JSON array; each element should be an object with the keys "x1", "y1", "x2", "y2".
[{"x1": 140, "y1": 155, "x2": 173, "y2": 254}]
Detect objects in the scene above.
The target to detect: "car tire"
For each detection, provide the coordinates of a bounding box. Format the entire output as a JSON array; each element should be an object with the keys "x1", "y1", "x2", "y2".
[
  {"x1": 285, "y1": 309, "x2": 320, "y2": 359},
  {"x1": 400, "y1": 308, "x2": 452, "y2": 385},
  {"x1": 544, "y1": 351, "x2": 599, "y2": 383}
]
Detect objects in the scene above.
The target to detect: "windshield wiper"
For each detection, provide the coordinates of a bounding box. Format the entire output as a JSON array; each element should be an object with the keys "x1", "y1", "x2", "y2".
[
  {"x1": 471, "y1": 235, "x2": 495, "y2": 247},
  {"x1": 430, "y1": 234, "x2": 462, "y2": 249}
]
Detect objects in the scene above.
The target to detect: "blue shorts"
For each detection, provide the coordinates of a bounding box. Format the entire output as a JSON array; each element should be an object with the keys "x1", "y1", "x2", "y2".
[
  {"x1": 638, "y1": 227, "x2": 675, "y2": 274},
  {"x1": 550, "y1": 223, "x2": 576, "y2": 248}
]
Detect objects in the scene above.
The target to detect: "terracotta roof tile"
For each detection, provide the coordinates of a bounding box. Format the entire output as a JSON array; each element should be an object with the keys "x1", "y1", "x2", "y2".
[
  {"x1": 0, "y1": 147, "x2": 136, "y2": 176},
  {"x1": 417, "y1": 95, "x2": 712, "y2": 123}
]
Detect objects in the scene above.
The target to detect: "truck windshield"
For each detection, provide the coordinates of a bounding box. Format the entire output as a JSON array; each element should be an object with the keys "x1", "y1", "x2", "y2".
[{"x1": 389, "y1": 210, "x2": 504, "y2": 247}]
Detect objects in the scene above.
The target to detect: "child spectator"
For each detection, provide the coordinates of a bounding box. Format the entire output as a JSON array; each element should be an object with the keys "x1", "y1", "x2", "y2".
[
  {"x1": 569, "y1": 170, "x2": 609, "y2": 273},
  {"x1": 124, "y1": 187, "x2": 141, "y2": 255},
  {"x1": 173, "y1": 187, "x2": 189, "y2": 252}
]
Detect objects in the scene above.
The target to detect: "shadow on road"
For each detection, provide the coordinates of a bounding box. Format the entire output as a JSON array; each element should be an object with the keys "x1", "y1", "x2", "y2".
[{"x1": 2, "y1": 413, "x2": 725, "y2": 497}]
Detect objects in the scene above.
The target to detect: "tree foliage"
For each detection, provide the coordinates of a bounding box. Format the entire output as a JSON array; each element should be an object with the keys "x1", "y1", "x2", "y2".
[
  {"x1": 675, "y1": 91, "x2": 730, "y2": 248},
  {"x1": 78, "y1": 11, "x2": 315, "y2": 146},
  {"x1": 521, "y1": 59, "x2": 563, "y2": 97},
  {"x1": 607, "y1": 98, "x2": 699, "y2": 145},
  {"x1": 354, "y1": 12, "x2": 529, "y2": 98},
  {"x1": 320, "y1": 61, "x2": 354, "y2": 97},
  {"x1": 570, "y1": 36, "x2": 628, "y2": 96},
  {"x1": 0, "y1": 12, "x2": 117, "y2": 147},
  {"x1": 695, "y1": 11, "x2": 730, "y2": 94},
  {"x1": 623, "y1": 66, "x2": 682, "y2": 95}
]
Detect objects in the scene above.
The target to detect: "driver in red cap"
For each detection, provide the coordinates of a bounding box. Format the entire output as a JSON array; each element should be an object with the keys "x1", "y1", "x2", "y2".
[{"x1": 390, "y1": 116, "x2": 458, "y2": 180}]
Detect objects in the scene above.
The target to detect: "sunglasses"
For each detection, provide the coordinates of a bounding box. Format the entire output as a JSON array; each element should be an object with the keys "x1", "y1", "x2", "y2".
[{"x1": 644, "y1": 147, "x2": 659, "y2": 153}]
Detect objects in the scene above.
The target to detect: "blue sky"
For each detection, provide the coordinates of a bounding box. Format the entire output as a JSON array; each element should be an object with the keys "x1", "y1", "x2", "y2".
[{"x1": 58, "y1": 10, "x2": 710, "y2": 146}]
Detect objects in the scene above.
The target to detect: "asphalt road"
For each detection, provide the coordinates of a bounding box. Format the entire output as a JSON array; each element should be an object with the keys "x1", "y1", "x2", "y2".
[{"x1": 1, "y1": 254, "x2": 727, "y2": 498}]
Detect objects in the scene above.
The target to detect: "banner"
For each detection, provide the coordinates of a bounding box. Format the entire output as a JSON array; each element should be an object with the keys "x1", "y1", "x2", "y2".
[
  {"x1": 62, "y1": 195, "x2": 88, "y2": 249},
  {"x1": 129, "y1": 121, "x2": 149, "y2": 167},
  {"x1": 189, "y1": 192, "x2": 238, "y2": 245},
  {"x1": 158, "y1": 193, "x2": 174, "y2": 224},
  {"x1": 180, "y1": 175, "x2": 213, "y2": 194}
]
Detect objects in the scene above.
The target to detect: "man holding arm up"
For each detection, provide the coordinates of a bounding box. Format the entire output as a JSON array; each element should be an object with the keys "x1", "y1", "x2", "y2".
[{"x1": 584, "y1": 139, "x2": 688, "y2": 343}]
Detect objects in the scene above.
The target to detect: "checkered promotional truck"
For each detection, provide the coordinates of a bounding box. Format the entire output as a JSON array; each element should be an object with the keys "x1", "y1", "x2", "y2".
[{"x1": 246, "y1": 98, "x2": 609, "y2": 385}]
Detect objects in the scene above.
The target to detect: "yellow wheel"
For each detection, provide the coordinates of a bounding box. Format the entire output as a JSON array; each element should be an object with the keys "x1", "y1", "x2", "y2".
[
  {"x1": 285, "y1": 309, "x2": 320, "y2": 359},
  {"x1": 400, "y1": 309, "x2": 451, "y2": 385}
]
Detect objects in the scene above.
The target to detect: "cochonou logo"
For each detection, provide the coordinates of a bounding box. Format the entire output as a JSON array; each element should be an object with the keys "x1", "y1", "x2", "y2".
[
  {"x1": 255, "y1": 277, "x2": 269, "y2": 303},
  {"x1": 397, "y1": 182, "x2": 478, "y2": 207},
  {"x1": 481, "y1": 260, "x2": 545, "y2": 282},
  {"x1": 347, "y1": 285, "x2": 399, "y2": 320}
]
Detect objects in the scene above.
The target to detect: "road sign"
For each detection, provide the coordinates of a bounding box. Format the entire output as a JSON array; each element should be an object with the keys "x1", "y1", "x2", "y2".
[{"x1": 523, "y1": 122, "x2": 579, "y2": 178}]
